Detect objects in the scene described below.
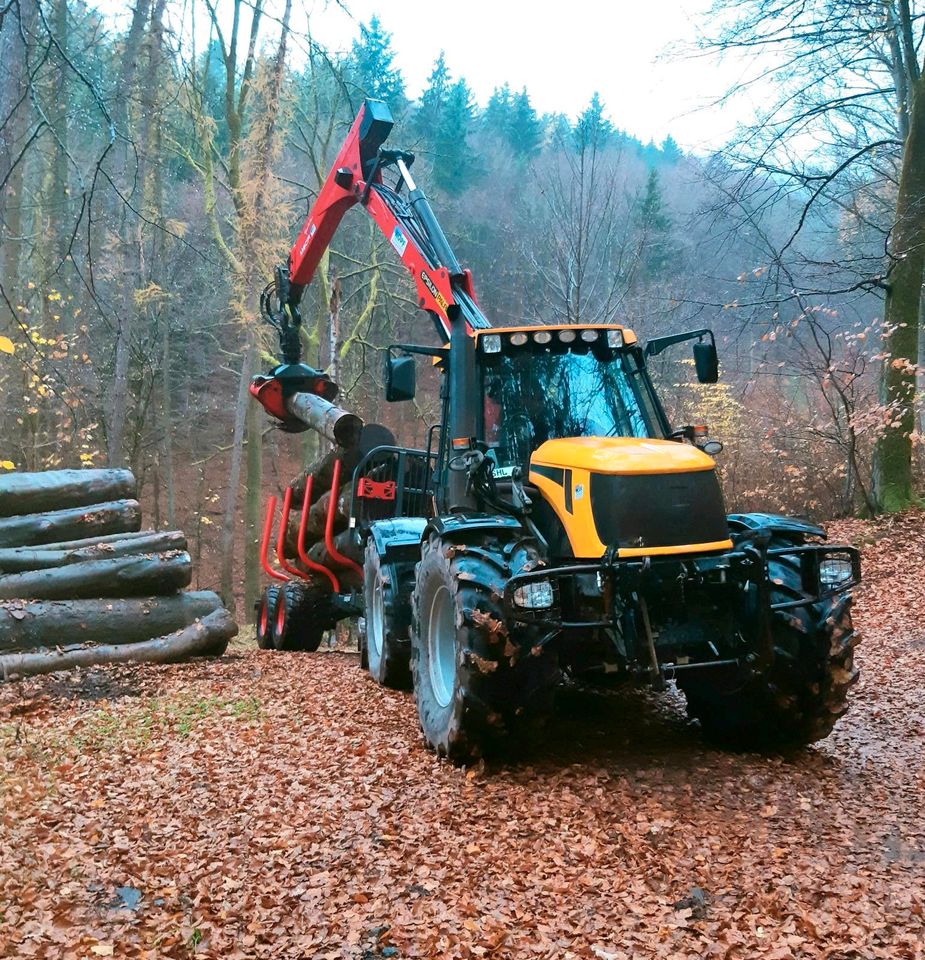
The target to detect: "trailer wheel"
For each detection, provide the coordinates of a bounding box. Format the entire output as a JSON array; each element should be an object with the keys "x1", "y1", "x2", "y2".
[
  {"x1": 363, "y1": 538, "x2": 411, "y2": 688},
  {"x1": 680, "y1": 536, "x2": 859, "y2": 747},
  {"x1": 271, "y1": 582, "x2": 328, "y2": 652},
  {"x1": 410, "y1": 533, "x2": 558, "y2": 763},
  {"x1": 255, "y1": 585, "x2": 280, "y2": 650}
]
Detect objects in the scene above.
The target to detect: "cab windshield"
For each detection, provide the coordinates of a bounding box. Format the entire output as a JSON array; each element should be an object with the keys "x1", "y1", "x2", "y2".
[{"x1": 481, "y1": 341, "x2": 664, "y2": 470}]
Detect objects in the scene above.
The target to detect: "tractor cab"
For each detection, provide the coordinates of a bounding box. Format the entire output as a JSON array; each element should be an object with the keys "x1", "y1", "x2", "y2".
[{"x1": 473, "y1": 324, "x2": 666, "y2": 475}]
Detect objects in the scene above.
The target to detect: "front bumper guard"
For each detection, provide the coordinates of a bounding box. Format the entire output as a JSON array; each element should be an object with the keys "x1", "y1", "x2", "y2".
[{"x1": 502, "y1": 542, "x2": 861, "y2": 627}]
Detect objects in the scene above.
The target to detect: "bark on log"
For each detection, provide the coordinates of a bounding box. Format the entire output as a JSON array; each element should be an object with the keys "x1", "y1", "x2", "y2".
[
  {"x1": 0, "y1": 591, "x2": 224, "y2": 651},
  {"x1": 0, "y1": 500, "x2": 142, "y2": 548},
  {"x1": 0, "y1": 608, "x2": 238, "y2": 680},
  {"x1": 284, "y1": 392, "x2": 364, "y2": 447},
  {"x1": 0, "y1": 550, "x2": 192, "y2": 600},
  {"x1": 0, "y1": 531, "x2": 187, "y2": 573},
  {"x1": 289, "y1": 425, "x2": 395, "y2": 505},
  {"x1": 38, "y1": 528, "x2": 160, "y2": 551},
  {"x1": 0, "y1": 469, "x2": 137, "y2": 517}
]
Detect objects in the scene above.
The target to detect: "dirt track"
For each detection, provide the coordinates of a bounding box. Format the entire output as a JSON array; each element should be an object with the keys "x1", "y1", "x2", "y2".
[{"x1": 1, "y1": 514, "x2": 924, "y2": 958}]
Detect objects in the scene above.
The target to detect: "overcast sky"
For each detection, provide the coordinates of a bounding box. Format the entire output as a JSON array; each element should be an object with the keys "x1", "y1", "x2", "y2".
[{"x1": 302, "y1": 0, "x2": 759, "y2": 151}]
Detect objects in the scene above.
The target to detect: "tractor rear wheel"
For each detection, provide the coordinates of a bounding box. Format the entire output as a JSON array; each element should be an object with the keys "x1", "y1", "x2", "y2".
[
  {"x1": 255, "y1": 585, "x2": 280, "y2": 650},
  {"x1": 271, "y1": 582, "x2": 330, "y2": 652},
  {"x1": 410, "y1": 532, "x2": 558, "y2": 762},
  {"x1": 680, "y1": 537, "x2": 859, "y2": 747},
  {"x1": 363, "y1": 538, "x2": 411, "y2": 689}
]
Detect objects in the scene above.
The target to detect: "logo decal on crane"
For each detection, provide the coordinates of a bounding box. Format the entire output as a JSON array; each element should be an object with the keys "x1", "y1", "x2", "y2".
[
  {"x1": 420, "y1": 270, "x2": 449, "y2": 313},
  {"x1": 390, "y1": 226, "x2": 408, "y2": 256}
]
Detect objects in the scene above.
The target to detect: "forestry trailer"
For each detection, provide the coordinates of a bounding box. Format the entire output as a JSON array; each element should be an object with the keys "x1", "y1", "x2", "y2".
[{"x1": 250, "y1": 99, "x2": 861, "y2": 761}]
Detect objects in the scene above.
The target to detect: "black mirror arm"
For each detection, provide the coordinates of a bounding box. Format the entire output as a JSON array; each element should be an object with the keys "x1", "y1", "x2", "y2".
[
  {"x1": 644, "y1": 328, "x2": 715, "y2": 358},
  {"x1": 388, "y1": 343, "x2": 449, "y2": 361}
]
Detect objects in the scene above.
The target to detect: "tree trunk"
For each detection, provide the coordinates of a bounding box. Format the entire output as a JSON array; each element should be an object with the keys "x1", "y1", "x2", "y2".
[
  {"x1": 0, "y1": 591, "x2": 224, "y2": 651},
  {"x1": 0, "y1": 468, "x2": 136, "y2": 516},
  {"x1": 0, "y1": 499, "x2": 142, "y2": 548},
  {"x1": 219, "y1": 334, "x2": 257, "y2": 613},
  {"x1": 0, "y1": 0, "x2": 35, "y2": 313},
  {"x1": 0, "y1": 550, "x2": 191, "y2": 599},
  {"x1": 873, "y1": 72, "x2": 925, "y2": 512},
  {"x1": 0, "y1": 531, "x2": 186, "y2": 572},
  {"x1": 0, "y1": 608, "x2": 238, "y2": 680},
  {"x1": 244, "y1": 397, "x2": 262, "y2": 613}
]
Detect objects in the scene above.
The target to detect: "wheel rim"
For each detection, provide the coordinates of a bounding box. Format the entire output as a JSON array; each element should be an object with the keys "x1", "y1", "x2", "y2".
[
  {"x1": 427, "y1": 584, "x2": 456, "y2": 708},
  {"x1": 368, "y1": 578, "x2": 385, "y2": 658}
]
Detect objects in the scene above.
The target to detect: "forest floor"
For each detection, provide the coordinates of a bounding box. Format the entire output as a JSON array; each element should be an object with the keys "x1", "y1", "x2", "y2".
[{"x1": 1, "y1": 514, "x2": 924, "y2": 959}]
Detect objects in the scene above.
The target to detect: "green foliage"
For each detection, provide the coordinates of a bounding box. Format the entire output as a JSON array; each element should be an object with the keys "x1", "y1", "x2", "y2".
[
  {"x1": 483, "y1": 85, "x2": 544, "y2": 158},
  {"x1": 574, "y1": 92, "x2": 612, "y2": 152},
  {"x1": 349, "y1": 17, "x2": 405, "y2": 110}
]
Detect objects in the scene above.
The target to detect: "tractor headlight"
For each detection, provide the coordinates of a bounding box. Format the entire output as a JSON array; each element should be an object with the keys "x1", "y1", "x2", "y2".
[
  {"x1": 606, "y1": 329, "x2": 624, "y2": 348},
  {"x1": 512, "y1": 580, "x2": 555, "y2": 610},
  {"x1": 481, "y1": 334, "x2": 501, "y2": 353},
  {"x1": 819, "y1": 556, "x2": 854, "y2": 591}
]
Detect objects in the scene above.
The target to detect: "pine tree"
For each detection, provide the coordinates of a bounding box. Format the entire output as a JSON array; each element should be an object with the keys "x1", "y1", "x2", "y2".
[
  {"x1": 432, "y1": 78, "x2": 477, "y2": 194},
  {"x1": 349, "y1": 17, "x2": 405, "y2": 109},
  {"x1": 415, "y1": 52, "x2": 450, "y2": 136},
  {"x1": 574, "y1": 92, "x2": 612, "y2": 152},
  {"x1": 660, "y1": 135, "x2": 681, "y2": 164},
  {"x1": 483, "y1": 83, "x2": 512, "y2": 136},
  {"x1": 508, "y1": 88, "x2": 543, "y2": 158},
  {"x1": 637, "y1": 169, "x2": 673, "y2": 277}
]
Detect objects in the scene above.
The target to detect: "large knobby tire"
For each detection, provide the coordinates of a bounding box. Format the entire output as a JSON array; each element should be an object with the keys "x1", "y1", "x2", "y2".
[
  {"x1": 410, "y1": 532, "x2": 559, "y2": 762},
  {"x1": 363, "y1": 538, "x2": 412, "y2": 689},
  {"x1": 271, "y1": 582, "x2": 330, "y2": 652},
  {"x1": 255, "y1": 585, "x2": 280, "y2": 650},
  {"x1": 680, "y1": 537, "x2": 859, "y2": 747}
]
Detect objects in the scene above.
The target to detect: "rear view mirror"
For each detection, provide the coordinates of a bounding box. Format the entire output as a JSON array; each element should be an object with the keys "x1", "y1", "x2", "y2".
[
  {"x1": 386, "y1": 355, "x2": 416, "y2": 402},
  {"x1": 694, "y1": 341, "x2": 719, "y2": 383}
]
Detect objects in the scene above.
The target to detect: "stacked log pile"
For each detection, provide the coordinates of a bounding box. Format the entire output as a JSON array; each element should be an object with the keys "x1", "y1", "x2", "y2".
[{"x1": 0, "y1": 469, "x2": 237, "y2": 680}]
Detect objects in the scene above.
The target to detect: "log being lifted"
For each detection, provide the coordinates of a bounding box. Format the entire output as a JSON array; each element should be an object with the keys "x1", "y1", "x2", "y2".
[
  {"x1": 0, "y1": 591, "x2": 224, "y2": 651},
  {"x1": 0, "y1": 531, "x2": 187, "y2": 573},
  {"x1": 285, "y1": 392, "x2": 364, "y2": 448},
  {"x1": 0, "y1": 468, "x2": 136, "y2": 518},
  {"x1": 0, "y1": 550, "x2": 192, "y2": 600},
  {"x1": 0, "y1": 608, "x2": 238, "y2": 681},
  {"x1": 0, "y1": 499, "x2": 141, "y2": 548}
]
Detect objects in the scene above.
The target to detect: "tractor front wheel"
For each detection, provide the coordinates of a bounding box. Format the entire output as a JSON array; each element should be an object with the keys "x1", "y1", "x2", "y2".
[
  {"x1": 680, "y1": 537, "x2": 859, "y2": 747},
  {"x1": 410, "y1": 533, "x2": 558, "y2": 762}
]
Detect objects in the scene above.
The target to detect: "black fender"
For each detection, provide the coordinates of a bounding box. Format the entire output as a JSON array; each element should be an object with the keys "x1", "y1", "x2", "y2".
[
  {"x1": 423, "y1": 513, "x2": 525, "y2": 545},
  {"x1": 368, "y1": 517, "x2": 429, "y2": 565},
  {"x1": 727, "y1": 512, "x2": 826, "y2": 543}
]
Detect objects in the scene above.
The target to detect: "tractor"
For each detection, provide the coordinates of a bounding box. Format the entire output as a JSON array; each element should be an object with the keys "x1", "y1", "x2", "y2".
[{"x1": 250, "y1": 99, "x2": 861, "y2": 761}]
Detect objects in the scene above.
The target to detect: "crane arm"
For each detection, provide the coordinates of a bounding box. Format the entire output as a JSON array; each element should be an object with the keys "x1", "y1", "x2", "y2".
[{"x1": 265, "y1": 98, "x2": 490, "y2": 367}]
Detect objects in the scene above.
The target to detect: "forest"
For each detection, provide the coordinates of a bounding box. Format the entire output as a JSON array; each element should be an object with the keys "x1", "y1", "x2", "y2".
[
  {"x1": 3, "y1": 2, "x2": 925, "y2": 958},
  {"x1": 2, "y1": 0, "x2": 923, "y2": 616}
]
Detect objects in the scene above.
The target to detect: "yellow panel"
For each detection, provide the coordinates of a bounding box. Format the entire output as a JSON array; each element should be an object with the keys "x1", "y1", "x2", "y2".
[
  {"x1": 529, "y1": 467, "x2": 606, "y2": 558},
  {"x1": 532, "y1": 436, "x2": 717, "y2": 476},
  {"x1": 474, "y1": 323, "x2": 638, "y2": 345},
  {"x1": 617, "y1": 539, "x2": 733, "y2": 558}
]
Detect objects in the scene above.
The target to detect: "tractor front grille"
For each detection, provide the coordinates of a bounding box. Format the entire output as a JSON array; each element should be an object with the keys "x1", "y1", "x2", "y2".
[{"x1": 589, "y1": 469, "x2": 729, "y2": 551}]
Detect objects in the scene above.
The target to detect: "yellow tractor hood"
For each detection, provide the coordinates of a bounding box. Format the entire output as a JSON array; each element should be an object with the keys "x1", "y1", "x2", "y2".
[{"x1": 530, "y1": 436, "x2": 716, "y2": 476}]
